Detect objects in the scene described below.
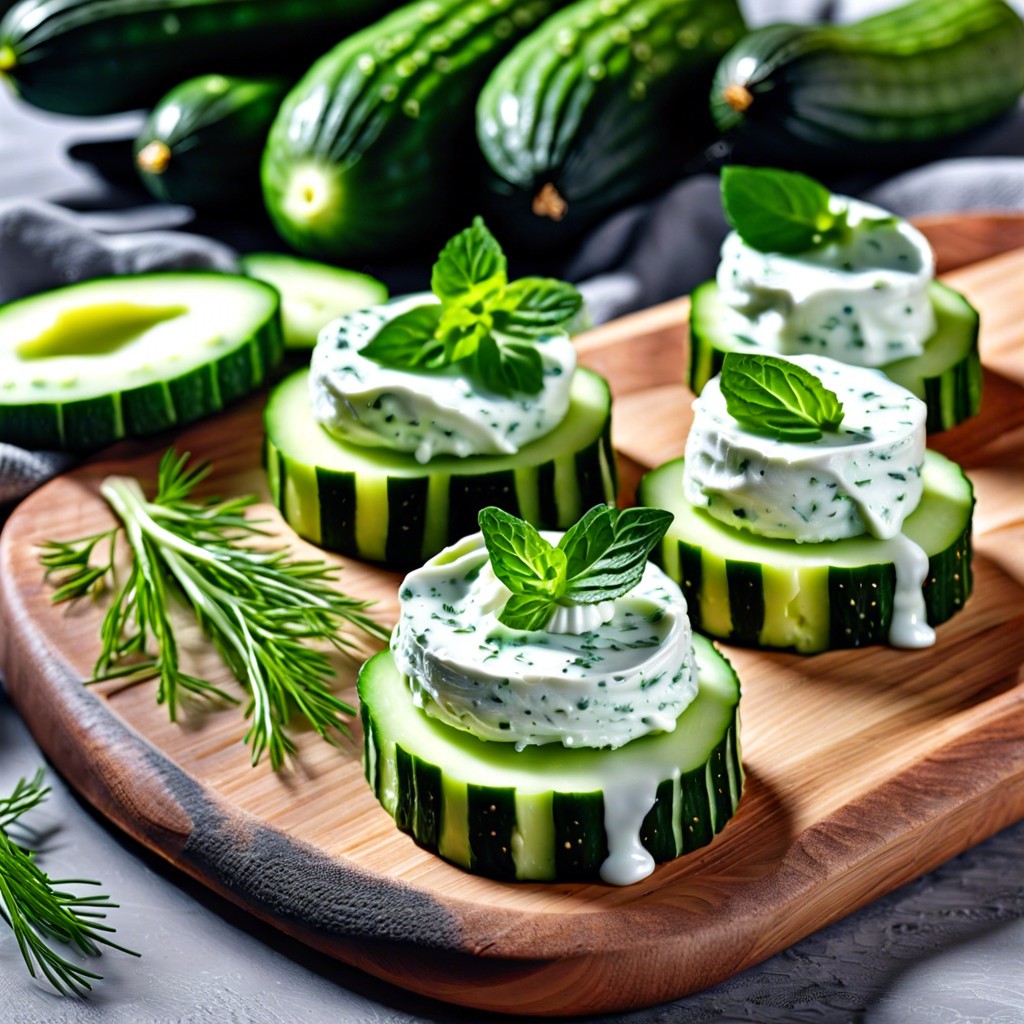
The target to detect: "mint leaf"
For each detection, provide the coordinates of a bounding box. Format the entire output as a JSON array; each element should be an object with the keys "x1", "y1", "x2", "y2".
[
  {"x1": 499, "y1": 593, "x2": 555, "y2": 632},
  {"x1": 360, "y1": 304, "x2": 444, "y2": 369},
  {"x1": 561, "y1": 506, "x2": 674, "y2": 604},
  {"x1": 719, "y1": 352, "x2": 845, "y2": 441},
  {"x1": 721, "y1": 165, "x2": 843, "y2": 254},
  {"x1": 430, "y1": 216, "x2": 507, "y2": 309},
  {"x1": 474, "y1": 334, "x2": 544, "y2": 396},
  {"x1": 437, "y1": 304, "x2": 490, "y2": 363},
  {"x1": 478, "y1": 507, "x2": 566, "y2": 601},
  {"x1": 491, "y1": 278, "x2": 582, "y2": 339}
]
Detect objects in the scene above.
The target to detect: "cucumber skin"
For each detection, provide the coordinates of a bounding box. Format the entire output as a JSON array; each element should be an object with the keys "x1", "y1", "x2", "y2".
[
  {"x1": 261, "y1": 0, "x2": 561, "y2": 261},
  {"x1": 0, "y1": 274, "x2": 283, "y2": 453},
  {"x1": 135, "y1": 76, "x2": 289, "y2": 211},
  {"x1": 264, "y1": 369, "x2": 618, "y2": 569},
  {"x1": 0, "y1": 0, "x2": 405, "y2": 116},
  {"x1": 711, "y1": 0, "x2": 1024, "y2": 166},
  {"x1": 358, "y1": 641, "x2": 742, "y2": 883},
  {"x1": 476, "y1": 0, "x2": 746, "y2": 250},
  {"x1": 687, "y1": 279, "x2": 982, "y2": 434},
  {"x1": 639, "y1": 454, "x2": 974, "y2": 654}
]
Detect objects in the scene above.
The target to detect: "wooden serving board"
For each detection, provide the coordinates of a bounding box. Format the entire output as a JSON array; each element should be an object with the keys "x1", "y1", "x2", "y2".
[{"x1": 3, "y1": 225, "x2": 1024, "y2": 1017}]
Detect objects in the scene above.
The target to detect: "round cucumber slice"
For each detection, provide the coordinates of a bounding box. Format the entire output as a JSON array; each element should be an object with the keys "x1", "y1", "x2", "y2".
[
  {"x1": 358, "y1": 635, "x2": 742, "y2": 883},
  {"x1": 264, "y1": 367, "x2": 617, "y2": 568},
  {"x1": 688, "y1": 280, "x2": 982, "y2": 434},
  {"x1": 638, "y1": 451, "x2": 974, "y2": 654},
  {"x1": 0, "y1": 272, "x2": 282, "y2": 452},
  {"x1": 240, "y1": 252, "x2": 388, "y2": 349}
]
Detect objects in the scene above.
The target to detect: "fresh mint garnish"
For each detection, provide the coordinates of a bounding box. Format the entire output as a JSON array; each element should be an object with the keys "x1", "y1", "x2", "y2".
[
  {"x1": 719, "y1": 352, "x2": 845, "y2": 441},
  {"x1": 478, "y1": 504, "x2": 674, "y2": 632},
  {"x1": 721, "y1": 165, "x2": 846, "y2": 254},
  {"x1": 361, "y1": 217, "x2": 582, "y2": 395}
]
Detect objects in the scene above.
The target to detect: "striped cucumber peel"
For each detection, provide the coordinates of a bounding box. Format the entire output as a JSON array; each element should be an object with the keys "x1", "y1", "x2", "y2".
[
  {"x1": 688, "y1": 279, "x2": 981, "y2": 434},
  {"x1": 0, "y1": 273, "x2": 282, "y2": 453},
  {"x1": 476, "y1": 0, "x2": 745, "y2": 244},
  {"x1": 0, "y1": 0, "x2": 405, "y2": 116},
  {"x1": 264, "y1": 367, "x2": 617, "y2": 568},
  {"x1": 638, "y1": 450, "x2": 973, "y2": 654},
  {"x1": 358, "y1": 634, "x2": 742, "y2": 882},
  {"x1": 135, "y1": 75, "x2": 290, "y2": 210},
  {"x1": 711, "y1": 0, "x2": 1024, "y2": 162},
  {"x1": 262, "y1": 0, "x2": 560, "y2": 260},
  {"x1": 240, "y1": 253, "x2": 388, "y2": 350}
]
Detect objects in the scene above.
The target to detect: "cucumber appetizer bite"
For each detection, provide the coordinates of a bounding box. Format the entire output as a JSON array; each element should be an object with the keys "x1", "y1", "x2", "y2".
[
  {"x1": 265, "y1": 219, "x2": 616, "y2": 567},
  {"x1": 0, "y1": 273, "x2": 282, "y2": 452},
  {"x1": 359, "y1": 504, "x2": 743, "y2": 884},
  {"x1": 641, "y1": 352, "x2": 973, "y2": 654},
  {"x1": 689, "y1": 167, "x2": 981, "y2": 433}
]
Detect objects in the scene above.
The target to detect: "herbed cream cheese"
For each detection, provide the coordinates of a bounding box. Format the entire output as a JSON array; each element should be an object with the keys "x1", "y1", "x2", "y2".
[
  {"x1": 683, "y1": 354, "x2": 927, "y2": 544},
  {"x1": 391, "y1": 532, "x2": 697, "y2": 750},
  {"x1": 309, "y1": 294, "x2": 576, "y2": 463},
  {"x1": 716, "y1": 197, "x2": 936, "y2": 367}
]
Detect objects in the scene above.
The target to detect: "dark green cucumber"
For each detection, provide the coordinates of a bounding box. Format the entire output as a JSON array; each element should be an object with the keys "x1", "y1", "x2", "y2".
[
  {"x1": 711, "y1": 0, "x2": 1024, "y2": 166},
  {"x1": 477, "y1": 0, "x2": 746, "y2": 249},
  {"x1": 0, "y1": 273, "x2": 282, "y2": 452},
  {"x1": 240, "y1": 253, "x2": 388, "y2": 350},
  {"x1": 264, "y1": 367, "x2": 616, "y2": 568},
  {"x1": 688, "y1": 280, "x2": 981, "y2": 434},
  {"x1": 0, "y1": 0, "x2": 406, "y2": 116},
  {"x1": 135, "y1": 75, "x2": 289, "y2": 211},
  {"x1": 638, "y1": 451, "x2": 974, "y2": 654},
  {"x1": 358, "y1": 634, "x2": 742, "y2": 882},
  {"x1": 261, "y1": 0, "x2": 560, "y2": 261}
]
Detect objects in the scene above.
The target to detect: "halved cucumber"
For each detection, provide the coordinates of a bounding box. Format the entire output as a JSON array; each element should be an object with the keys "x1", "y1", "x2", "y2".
[
  {"x1": 240, "y1": 252, "x2": 388, "y2": 349},
  {"x1": 358, "y1": 634, "x2": 742, "y2": 883},
  {"x1": 0, "y1": 273, "x2": 282, "y2": 452},
  {"x1": 638, "y1": 451, "x2": 973, "y2": 654},
  {"x1": 688, "y1": 280, "x2": 981, "y2": 433},
  {"x1": 265, "y1": 368, "x2": 617, "y2": 568}
]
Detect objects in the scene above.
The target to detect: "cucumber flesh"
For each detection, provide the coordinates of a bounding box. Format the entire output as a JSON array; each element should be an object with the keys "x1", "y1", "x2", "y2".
[
  {"x1": 240, "y1": 252, "x2": 388, "y2": 349},
  {"x1": 638, "y1": 451, "x2": 973, "y2": 653},
  {"x1": 358, "y1": 635, "x2": 742, "y2": 883},
  {"x1": 264, "y1": 367, "x2": 617, "y2": 568},
  {"x1": 0, "y1": 273, "x2": 282, "y2": 452},
  {"x1": 688, "y1": 279, "x2": 981, "y2": 434}
]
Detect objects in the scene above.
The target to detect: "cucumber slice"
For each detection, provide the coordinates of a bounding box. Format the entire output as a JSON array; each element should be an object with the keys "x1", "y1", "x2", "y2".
[
  {"x1": 240, "y1": 252, "x2": 388, "y2": 349},
  {"x1": 688, "y1": 280, "x2": 981, "y2": 433},
  {"x1": 0, "y1": 273, "x2": 282, "y2": 452},
  {"x1": 638, "y1": 451, "x2": 973, "y2": 654},
  {"x1": 264, "y1": 367, "x2": 617, "y2": 568},
  {"x1": 358, "y1": 634, "x2": 742, "y2": 883}
]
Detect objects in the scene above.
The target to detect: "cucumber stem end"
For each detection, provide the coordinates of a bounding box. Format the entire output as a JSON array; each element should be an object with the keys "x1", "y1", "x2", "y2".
[
  {"x1": 532, "y1": 182, "x2": 568, "y2": 222},
  {"x1": 723, "y1": 83, "x2": 753, "y2": 114},
  {"x1": 0, "y1": 45, "x2": 15, "y2": 73},
  {"x1": 137, "y1": 140, "x2": 172, "y2": 176}
]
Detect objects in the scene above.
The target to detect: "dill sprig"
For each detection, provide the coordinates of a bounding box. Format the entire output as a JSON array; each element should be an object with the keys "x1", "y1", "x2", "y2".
[
  {"x1": 0, "y1": 770, "x2": 138, "y2": 996},
  {"x1": 40, "y1": 449, "x2": 390, "y2": 769}
]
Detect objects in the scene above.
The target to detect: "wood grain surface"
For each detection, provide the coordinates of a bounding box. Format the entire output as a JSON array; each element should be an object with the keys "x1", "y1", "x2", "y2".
[{"x1": 2, "y1": 221, "x2": 1024, "y2": 1017}]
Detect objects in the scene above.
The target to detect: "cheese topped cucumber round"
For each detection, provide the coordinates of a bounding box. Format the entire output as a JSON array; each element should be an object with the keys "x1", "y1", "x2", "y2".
[{"x1": 0, "y1": 273, "x2": 282, "y2": 452}]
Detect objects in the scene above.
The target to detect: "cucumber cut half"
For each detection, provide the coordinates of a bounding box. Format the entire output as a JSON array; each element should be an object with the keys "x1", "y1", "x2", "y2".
[
  {"x1": 358, "y1": 635, "x2": 742, "y2": 883},
  {"x1": 639, "y1": 451, "x2": 973, "y2": 654},
  {"x1": 265, "y1": 367, "x2": 617, "y2": 568},
  {"x1": 688, "y1": 280, "x2": 981, "y2": 433},
  {"x1": 0, "y1": 273, "x2": 282, "y2": 452},
  {"x1": 240, "y1": 252, "x2": 388, "y2": 349}
]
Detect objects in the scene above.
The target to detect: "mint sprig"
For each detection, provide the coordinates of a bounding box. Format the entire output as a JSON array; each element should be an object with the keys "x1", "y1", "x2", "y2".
[
  {"x1": 478, "y1": 505, "x2": 674, "y2": 632},
  {"x1": 719, "y1": 352, "x2": 845, "y2": 441},
  {"x1": 361, "y1": 217, "x2": 582, "y2": 396}
]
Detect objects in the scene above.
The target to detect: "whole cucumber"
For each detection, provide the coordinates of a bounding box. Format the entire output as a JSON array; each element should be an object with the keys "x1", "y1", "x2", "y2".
[
  {"x1": 0, "y1": 0, "x2": 405, "y2": 116},
  {"x1": 476, "y1": 0, "x2": 746, "y2": 250},
  {"x1": 711, "y1": 0, "x2": 1024, "y2": 166},
  {"x1": 135, "y1": 75, "x2": 289, "y2": 210},
  {"x1": 262, "y1": 0, "x2": 561, "y2": 261}
]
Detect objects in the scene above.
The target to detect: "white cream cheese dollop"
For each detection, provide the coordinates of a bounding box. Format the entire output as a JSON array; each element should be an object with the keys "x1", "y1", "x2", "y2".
[
  {"x1": 390, "y1": 532, "x2": 698, "y2": 751},
  {"x1": 684, "y1": 354, "x2": 927, "y2": 543},
  {"x1": 716, "y1": 197, "x2": 936, "y2": 367},
  {"x1": 309, "y1": 294, "x2": 576, "y2": 464}
]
